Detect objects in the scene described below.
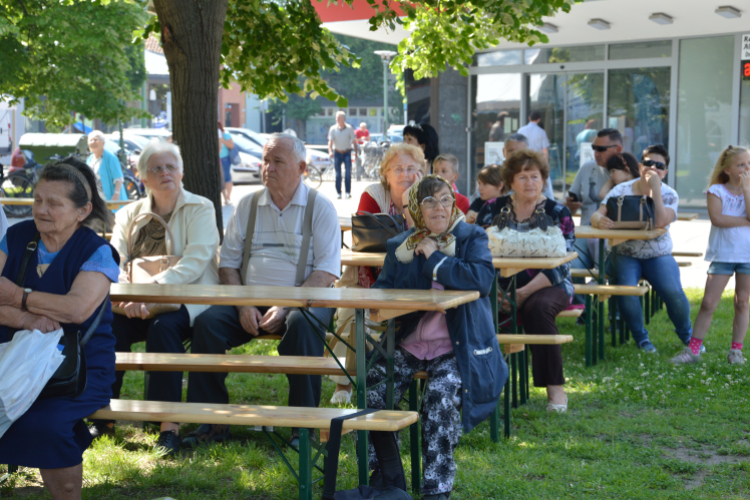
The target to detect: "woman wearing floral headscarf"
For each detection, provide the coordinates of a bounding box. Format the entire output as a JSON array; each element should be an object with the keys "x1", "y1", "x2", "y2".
[{"x1": 364, "y1": 175, "x2": 508, "y2": 500}]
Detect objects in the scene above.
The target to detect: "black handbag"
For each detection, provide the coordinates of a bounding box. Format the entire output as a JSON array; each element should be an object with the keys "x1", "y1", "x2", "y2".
[
  {"x1": 605, "y1": 195, "x2": 655, "y2": 230},
  {"x1": 351, "y1": 211, "x2": 405, "y2": 253},
  {"x1": 13, "y1": 232, "x2": 108, "y2": 400}
]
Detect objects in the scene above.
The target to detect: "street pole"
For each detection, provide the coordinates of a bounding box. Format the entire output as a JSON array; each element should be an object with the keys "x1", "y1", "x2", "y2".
[{"x1": 383, "y1": 58, "x2": 388, "y2": 135}]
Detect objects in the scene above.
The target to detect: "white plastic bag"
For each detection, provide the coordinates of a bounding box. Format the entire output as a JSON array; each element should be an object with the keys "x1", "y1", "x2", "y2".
[
  {"x1": 0, "y1": 328, "x2": 65, "y2": 438},
  {"x1": 486, "y1": 225, "x2": 567, "y2": 258}
]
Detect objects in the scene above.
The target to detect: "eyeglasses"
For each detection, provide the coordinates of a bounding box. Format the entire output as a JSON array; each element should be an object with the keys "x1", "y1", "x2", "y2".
[
  {"x1": 391, "y1": 166, "x2": 420, "y2": 176},
  {"x1": 148, "y1": 164, "x2": 179, "y2": 175},
  {"x1": 641, "y1": 159, "x2": 666, "y2": 170},
  {"x1": 420, "y1": 195, "x2": 454, "y2": 210},
  {"x1": 591, "y1": 144, "x2": 618, "y2": 153}
]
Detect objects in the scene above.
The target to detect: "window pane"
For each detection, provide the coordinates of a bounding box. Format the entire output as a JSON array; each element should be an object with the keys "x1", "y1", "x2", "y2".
[
  {"x1": 675, "y1": 36, "x2": 734, "y2": 207},
  {"x1": 525, "y1": 46, "x2": 604, "y2": 64},
  {"x1": 475, "y1": 50, "x2": 522, "y2": 67},
  {"x1": 470, "y1": 73, "x2": 521, "y2": 191},
  {"x1": 527, "y1": 73, "x2": 565, "y2": 194},
  {"x1": 609, "y1": 40, "x2": 672, "y2": 60},
  {"x1": 607, "y1": 66, "x2": 670, "y2": 158},
  {"x1": 565, "y1": 73, "x2": 604, "y2": 189}
]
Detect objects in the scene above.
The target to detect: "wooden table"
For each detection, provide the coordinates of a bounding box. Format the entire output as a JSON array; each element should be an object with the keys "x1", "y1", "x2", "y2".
[
  {"x1": 110, "y1": 282, "x2": 478, "y2": 483},
  {"x1": 339, "y1": 215, "x2": 352, "y2": 232},
  {"x1": 678, "y1": 212, "x2": 699, "y2": 221}
]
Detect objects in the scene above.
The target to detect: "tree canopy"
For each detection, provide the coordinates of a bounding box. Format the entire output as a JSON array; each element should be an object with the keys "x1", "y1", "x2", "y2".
[{"x1": 0, "y1": 0, "x2": 147, "y2": 127}]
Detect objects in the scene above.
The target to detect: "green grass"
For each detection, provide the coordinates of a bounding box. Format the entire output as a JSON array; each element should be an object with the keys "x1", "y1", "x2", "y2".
[{"x1": 4, "y1": 287, "x2": 750, "y2": 499}]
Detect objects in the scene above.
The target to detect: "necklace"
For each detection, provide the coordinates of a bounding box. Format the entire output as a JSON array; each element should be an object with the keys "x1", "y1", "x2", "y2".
[{"x1": 725, "y1": 182, "x2": 742, "y2": 194}]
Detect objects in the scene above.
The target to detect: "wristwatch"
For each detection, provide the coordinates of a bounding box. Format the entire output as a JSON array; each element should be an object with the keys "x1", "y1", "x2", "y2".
[{"x1": 21, "y1": 288, "x2": 32, "y2": 311}]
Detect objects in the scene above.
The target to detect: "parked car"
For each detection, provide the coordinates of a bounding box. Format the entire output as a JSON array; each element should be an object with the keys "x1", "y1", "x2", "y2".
[
  {"x1": 226, "y1": 127, "x2": 332, "y2": 170},
  {"x1": 232, "y1": 151, "x2": 262, "y2": 184},
  {"x1": 123, "y1": 128, "x2": 172, "y2": 141},
  {"x1": 107, "y1": 132, "x2": 151, "y2": 168}
]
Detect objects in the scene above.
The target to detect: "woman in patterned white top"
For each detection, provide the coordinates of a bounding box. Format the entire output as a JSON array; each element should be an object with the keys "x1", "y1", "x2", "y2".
[{"x1": 591, "y1": 145, "x2": 693, "y2": 353}]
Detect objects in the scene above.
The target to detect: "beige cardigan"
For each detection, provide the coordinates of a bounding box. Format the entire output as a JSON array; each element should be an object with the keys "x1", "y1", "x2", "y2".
[{"x1": 110, "y1": 189, "x2": 220, "y2": 325}]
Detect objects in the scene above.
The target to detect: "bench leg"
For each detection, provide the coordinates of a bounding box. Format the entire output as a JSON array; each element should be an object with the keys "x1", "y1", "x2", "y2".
[
  {"x1": 503, "y1": 371, "x2": 511, "y2": 438},
  {"x1": 518, "y1": 348, "x2": 527, "y2": 406},
  {"x1": 585, "y1": 295, "x2": 593, "y2": 367},
  {"x1": 297, "y1": 429, "x2": 312, "y2": 500},
  {"x1": 510, "y1": 352, "x2": 518, "y2": 409},
  {"x1": 490, "y1": 401, "x2": 500, "y2": 443},
  {"x1": 408, "y1": 380, "x2": 421, "y2": 494},
  {"x1": 355, "y1": 308, "x2": 369, "y2": 486}
]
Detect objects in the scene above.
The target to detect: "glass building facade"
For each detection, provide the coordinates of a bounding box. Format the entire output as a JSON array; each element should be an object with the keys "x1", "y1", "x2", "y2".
[{"x1": 469, "y1": 34, "x2": 749, "y2": 208}]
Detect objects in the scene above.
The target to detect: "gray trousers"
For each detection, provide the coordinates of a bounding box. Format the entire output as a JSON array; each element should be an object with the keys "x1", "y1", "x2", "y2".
[
  {"x1": 367, "y1": 347, "x2": 463, "y2": 496},
  {"x1": 187, "y1": 305, "x2": 334, "y2": 408}
]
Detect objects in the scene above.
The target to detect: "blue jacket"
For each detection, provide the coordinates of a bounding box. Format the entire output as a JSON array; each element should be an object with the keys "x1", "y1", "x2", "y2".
[
  {"x1": 372, "y1": 221, "x2": 508, "y2": 432},
  {"x1": 87, "y1": 149, "x2": 126, "y2": 201}
]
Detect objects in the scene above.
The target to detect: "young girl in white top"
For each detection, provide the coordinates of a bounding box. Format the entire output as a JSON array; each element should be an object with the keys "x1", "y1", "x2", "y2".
[{"x1": 671, "y1": 145, "x2": 750, "y2": 365}]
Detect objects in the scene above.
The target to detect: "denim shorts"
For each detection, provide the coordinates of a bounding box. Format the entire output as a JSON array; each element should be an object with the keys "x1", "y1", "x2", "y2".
[{"x1": 707, "y1": 262, "x2": 750, "y2": 275}]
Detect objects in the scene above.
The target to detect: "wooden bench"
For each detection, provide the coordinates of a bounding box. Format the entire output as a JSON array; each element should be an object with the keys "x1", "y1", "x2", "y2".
[
  {"x1": 90, "y1": 400, "x2": 417, "y2": 500},
  {"x1": 673, "y1": 251, "x2": 703, "y2": 258}
]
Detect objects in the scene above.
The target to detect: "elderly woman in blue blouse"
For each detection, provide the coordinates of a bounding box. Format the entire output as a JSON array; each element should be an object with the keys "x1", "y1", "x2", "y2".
[
  {"x1": 364, "y1": 175, "x2": 508, "y2": 500},
  {"x1": 0, "y1": 158, "x2": 119, "y2": 500},
  {"x1": 87, "y1": 130, "x2": 126, "y2": 202},
  {"x1": 476, "y1": 149, "x2": 575, "y2": 412}
]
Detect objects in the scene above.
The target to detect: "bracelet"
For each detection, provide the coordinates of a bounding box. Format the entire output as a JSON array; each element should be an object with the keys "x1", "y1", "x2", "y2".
[
  {"x1": 402, "y1": 205, "x2": 408, "y2": 209},
  {"x1": 21, "y1": 290, "x2": 30, "y2": 312}
]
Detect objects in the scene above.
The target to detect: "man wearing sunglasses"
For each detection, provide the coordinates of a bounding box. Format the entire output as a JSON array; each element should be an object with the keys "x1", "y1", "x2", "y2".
[{"x1": 566, "y1": 128, "x2": 623, "y2": 310}]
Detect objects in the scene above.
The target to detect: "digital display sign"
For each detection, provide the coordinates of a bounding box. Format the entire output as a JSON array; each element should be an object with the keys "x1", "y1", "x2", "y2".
[{"x1": 744, "y1": 61, "x2": 750, "y2": 81}]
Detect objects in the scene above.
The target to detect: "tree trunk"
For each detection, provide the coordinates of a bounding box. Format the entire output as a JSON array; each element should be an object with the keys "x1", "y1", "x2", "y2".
[{"x1": 153, "y1": 0, "x2": 227, "y2": 236}]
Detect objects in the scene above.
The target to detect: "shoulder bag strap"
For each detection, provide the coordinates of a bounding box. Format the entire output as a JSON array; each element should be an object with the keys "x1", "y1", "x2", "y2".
[
  {"x1": 240, "y1": 190, "x2": 263, "y2": 285},
  {"x1": 15, "y1": 232, "x2": 41, "y2": 287},
  {"x1": 127, "y1": 212, "x2": 177, "y2": 256},
  {"x1": 322, "y1": 408, "x2": 380, "y2": 500},
  {"x1": 295, "y1": 189, "x2": 317, "y2": 287},
  {"x1": 80, "y1": 292, "x2": 110, "y2": 346}
]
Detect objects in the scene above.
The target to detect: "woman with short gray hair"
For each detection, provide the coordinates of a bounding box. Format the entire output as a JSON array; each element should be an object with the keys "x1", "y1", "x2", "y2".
[{"x1": 93, "y1": 139, "x2": 220, "y2": 456}]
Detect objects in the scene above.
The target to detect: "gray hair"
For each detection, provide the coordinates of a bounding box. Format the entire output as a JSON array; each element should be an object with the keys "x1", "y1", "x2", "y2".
[
  {"x1": 137, "y1": 138, "x2": 184, "y2": 180},
  {"x1": 88, "y1": 130, "x2": 106, "y2": 143},
  {"x1": 267, "y1": 133, "x2": 307, "y2": 164},
  {"x1": 336, "y1": 110, "x2": 346, "y2": 118},
  {"x1": 505, "y1": 133, "x2": 528, "y2": 146}
]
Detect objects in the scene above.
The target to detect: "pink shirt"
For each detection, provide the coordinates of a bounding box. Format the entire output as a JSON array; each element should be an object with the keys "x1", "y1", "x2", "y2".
[{"x1": 400, "y1": 282, "x2": 454, "y2": 360}]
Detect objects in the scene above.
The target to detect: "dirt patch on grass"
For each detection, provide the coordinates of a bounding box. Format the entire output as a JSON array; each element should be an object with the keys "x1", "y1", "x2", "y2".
[
  {"x1": 663, "y1": 446, "x2": 749, "y2": 465},
  {"x1": 684, "y1": 470, "x2": 708, "y2": 490}
]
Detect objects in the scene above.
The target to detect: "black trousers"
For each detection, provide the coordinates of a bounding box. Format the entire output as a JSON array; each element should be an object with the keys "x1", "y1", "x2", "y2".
[
  {"x1": 519, "y1": 286, "x2": 569, "y2": 387},
  {"x1": 110, "y1": 306, "x2": 192, "y2": 402},
  {"x1": 186, "y1": 305, "x2": 334, "y2": 408}
]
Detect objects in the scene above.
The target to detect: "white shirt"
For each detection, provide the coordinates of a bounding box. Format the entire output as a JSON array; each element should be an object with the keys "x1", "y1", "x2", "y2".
[
  {"x1": 602, "y1": 178, "x2": 679, "y2": 259},
  {"x1": 516, "y1": 121, "x2": 550, "y2": 153},
  {"x1": 220, "y1": 181, "x2": 341, "y2": 286},
  {"x1": 570, "y1": 161, "x2": 611, "y2": 225},
  {"x1": 705, "y1": 184, "x2": 750, "y2": 263}
]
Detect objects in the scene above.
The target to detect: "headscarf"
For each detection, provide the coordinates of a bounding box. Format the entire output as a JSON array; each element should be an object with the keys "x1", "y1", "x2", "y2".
[{"x1": 395, "y1": 175, "x2": 464, "y2": 263}]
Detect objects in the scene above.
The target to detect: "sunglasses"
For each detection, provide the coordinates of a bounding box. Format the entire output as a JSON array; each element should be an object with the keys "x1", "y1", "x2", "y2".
[
  {"x1": 641, "y1": 159, "x2": 666, "y2": 170},
  {"x1": 591, "y1": 144, "x2": 618, "y2": 153}
]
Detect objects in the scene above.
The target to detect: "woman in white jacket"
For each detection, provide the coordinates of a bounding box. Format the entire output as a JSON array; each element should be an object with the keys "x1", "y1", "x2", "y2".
[{"x1": 90, "y1": 139, "x2": 219, "y2": 457}]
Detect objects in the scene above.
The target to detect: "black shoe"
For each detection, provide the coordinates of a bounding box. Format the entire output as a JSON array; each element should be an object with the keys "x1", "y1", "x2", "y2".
[
  {"x1": 89, "y1": 421, "x2": 115, "y2": 439},
  {"x1": 181, "y1": 424, "x2": 230, "y2": 448},
  {"x1": 155, "y1": 430, "x2": 181, "y2": 457},
  {"x1": 423, "y1": 493, "x2": 451, "y2": 500}
]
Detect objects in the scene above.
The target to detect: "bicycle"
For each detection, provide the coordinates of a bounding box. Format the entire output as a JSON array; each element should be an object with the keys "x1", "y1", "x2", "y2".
[
  {"x1": 303, "y1": 165, "x2": 323, "y2": 189},
  {"x1": 1, "y1": 155, "x2": 42, "y2": 218}
]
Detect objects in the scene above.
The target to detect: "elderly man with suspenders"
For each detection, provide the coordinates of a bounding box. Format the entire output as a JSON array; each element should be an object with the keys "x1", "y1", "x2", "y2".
[{"x1": 183, "y1": 133, "x2": 341, "y2": 447}]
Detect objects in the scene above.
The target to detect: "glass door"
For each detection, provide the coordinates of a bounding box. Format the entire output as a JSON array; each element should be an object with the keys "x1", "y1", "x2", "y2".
[
  {"x1": 527, "y1": 72, "x2": 604, "y2": 197},
  {"x1": 526, "y1": 73, "x2": 565, "y2": 194}
]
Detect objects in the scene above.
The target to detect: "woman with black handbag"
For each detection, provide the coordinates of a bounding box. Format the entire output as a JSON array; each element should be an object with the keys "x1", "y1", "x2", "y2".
[
  {"x1": 591, "y1": 145, "x2": 693, "y2": 353},
  {"x1": 0, "y1": 158, "x2": 119, "y2": 500},
  {"x1": 331, "y1": 143, "x2": 426, "y2": 404}
]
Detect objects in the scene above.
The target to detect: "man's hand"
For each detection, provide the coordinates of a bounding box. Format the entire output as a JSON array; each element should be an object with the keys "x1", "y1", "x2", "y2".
[
  {"x1": 122, "y1": 302, "x2": 150, "y2": 320},
  {"x1": 258, "y1": 306, "x2": 289, "y2": 334},
  {"x1": 565, "y1": 196, "x2": 583, "y2": 214},
  {"x1": 644, "y1": 170, "x2": 661, "y2": 191},
  {"x1": 238, "y1": 306, "x2": 263, "y2": 336},
  {"x1": 415, "y1": 238, "x2": 439, "y2": 259},
  {"x1": 23, "y1": 314, "x2": 61, "y2": 333}
]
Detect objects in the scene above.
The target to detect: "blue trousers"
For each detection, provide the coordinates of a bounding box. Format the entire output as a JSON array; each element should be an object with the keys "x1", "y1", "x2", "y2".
[
  {"x1": 334, "y1": 150, "x2": 352, "y2": 195},
  {"x1": 611, "y1": 253, "x2": 692, "y2": 346}
]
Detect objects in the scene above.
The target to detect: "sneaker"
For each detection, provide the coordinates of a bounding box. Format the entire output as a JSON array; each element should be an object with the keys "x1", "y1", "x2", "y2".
[
  {"x1": 337, "y1": 193, "x2": 342, "y2": 199},
  {"x1": 181, "y1": 424, "x2": 230, "y2": 448},
  {"x1": 344, "y1": 193, "x2": 352, "y2": 199},
  {"x1": 88, "y1": 421, "x2": 115, "y2": 439},
  {"x1": 727, "y1": 349, "x2": 746, "y2": 365},
  {"x1": 683, "y1": 339, "x2": 707, "y2": 354},
  {"x1": 330, "y1": 389, "x2": 352, "y2": 405},
  {"x1": 670, "y1": 347, "x2": 701, "y2": 365},
  {"x1": 638, "y1": 340, "x2": 657, "y2": 353},
  {"x1": 155, "y1": 430, "x2": 181, "y2": 457}
]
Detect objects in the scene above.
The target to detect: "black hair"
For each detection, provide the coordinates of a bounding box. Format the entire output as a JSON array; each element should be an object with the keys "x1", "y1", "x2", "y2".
[
  {"x1": 403, "y1": 123, "x2": 439, "y2": 164},
  {"x1": 606, "y1": 152, "x2": 640, "y2": 178},
  {"x1": 596, "y1": 128, "x2": 623, "y2": 144},
  {"x1": 642, "y1": 144, "x2": 670, "y2": 168},
  {"x1": 417, "y1": 176, "x2": 453, "y2": 204},
  {"x1": 38, "y1": 156, "x2": 114, "y2": 229},
  {"x1": 529, "y1": 110, "x2": 542, "y2": 122}
]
